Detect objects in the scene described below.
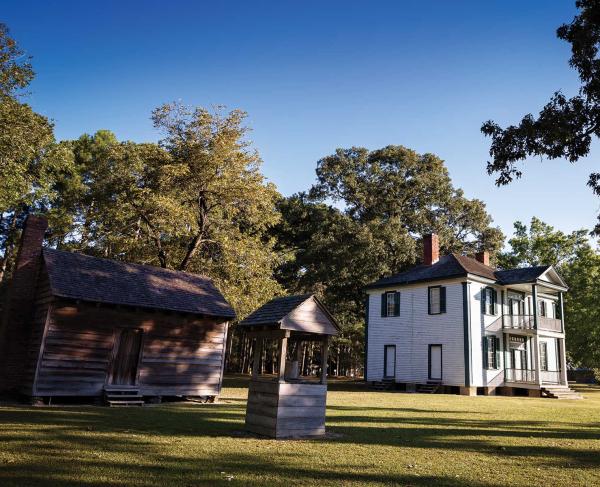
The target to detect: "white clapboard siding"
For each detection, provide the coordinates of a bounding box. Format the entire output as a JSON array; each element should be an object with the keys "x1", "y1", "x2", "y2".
[
  {"x1": 468, "y1": 281, "x2": 504, "y2": 387},
  {"x1": 367, "y1": 280, "x2": 465, "y2": 386}
]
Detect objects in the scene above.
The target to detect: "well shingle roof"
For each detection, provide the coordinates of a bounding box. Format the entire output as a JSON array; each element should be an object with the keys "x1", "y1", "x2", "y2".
[
  {"x1": 238, "y1": 294, "x2": 313, "y2": 327},
  {"x1": 42, "y1": 248, "x2": 235, "y2": 318},
  {"x1": 367, "y1": 254, "x2": 552, "y2": 289}
]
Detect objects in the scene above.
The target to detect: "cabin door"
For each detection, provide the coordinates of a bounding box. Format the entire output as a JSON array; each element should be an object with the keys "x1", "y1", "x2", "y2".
[
  {"x1": 110, "y1": 329, "x2": 143, "y2": 385},
  {"x1": 429, "y1": 344, "x2": 442, "y2": 381}
]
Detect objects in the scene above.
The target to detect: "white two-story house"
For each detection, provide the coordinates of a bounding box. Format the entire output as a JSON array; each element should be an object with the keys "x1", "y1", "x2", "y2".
[{"x1": 365, "y1": 234, "x2": 580, "y2": 398}]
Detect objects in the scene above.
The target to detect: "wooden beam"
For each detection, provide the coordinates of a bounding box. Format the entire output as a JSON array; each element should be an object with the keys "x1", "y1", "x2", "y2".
[
  {"x1": 320, "y1": 335, "x2": 329, "y2": 384},
  {"x1": 252, "y1": 338, "x2": 263, "y2": 380},
  {"x1": 246, "y1": 329, "x2": 290, "y2": 340},
  {"x1": 278, "y1": 337, "x2": 288, "y2": 383}
]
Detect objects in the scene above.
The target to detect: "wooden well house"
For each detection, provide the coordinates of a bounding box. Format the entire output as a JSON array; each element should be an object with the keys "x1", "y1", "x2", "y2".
[
  {"x1": 0, "y1": 216, "x2": 235, "y2": 405},
  {"x1": 239, "y1": 294, "x2": 340, "y2": 439}
]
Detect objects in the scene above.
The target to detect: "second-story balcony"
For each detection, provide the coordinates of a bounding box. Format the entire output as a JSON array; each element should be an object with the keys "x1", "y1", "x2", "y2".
[{"x1": 502, "y1": 315, "x2": 563, "y2": 332}]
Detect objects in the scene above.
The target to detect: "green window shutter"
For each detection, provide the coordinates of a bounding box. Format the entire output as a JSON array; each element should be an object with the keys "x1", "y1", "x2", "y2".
[
  {"x1": 483, "y1": 337, "x2": 489, "y2": 369},
  {"x1": 394, "y1": 291, "x2": 400, "y2": 316},
  {"x1": 440, "y1": 287, "x2": 446, "y2": 314},
  {"x1": 381, "y1": 293, "x2": 387, "y2": 317},
  {"x1": 481, "y1": 288, "x2": 487, "y2": 314},
  {"x1": 494, "y1": 336, "x2": 501, "y2": 369},
  {"x1": 427, "y1": 287, "x2": 432, "y2": 315}
]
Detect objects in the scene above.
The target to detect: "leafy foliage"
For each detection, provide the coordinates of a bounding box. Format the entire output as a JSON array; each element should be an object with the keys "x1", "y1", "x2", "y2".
[
  {"x1": 481, "y1": 0, "x2": 600, "y2": 232},
  {"x1": 274, "y1": 145, "x2": 504, "y2": 373}
]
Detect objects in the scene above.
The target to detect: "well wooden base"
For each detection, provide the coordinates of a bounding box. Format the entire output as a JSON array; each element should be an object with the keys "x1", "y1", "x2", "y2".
[{"x1": 245, "y1": 380, "x2": 327, "y2": 439}]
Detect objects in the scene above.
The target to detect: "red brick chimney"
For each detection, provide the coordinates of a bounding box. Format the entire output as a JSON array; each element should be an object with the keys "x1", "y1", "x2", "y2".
[
  {"x1": 423, "y1": 233, "x2": 439, "y2": 265},
  {"x1": 0, "y1": 215, "x2": 48, "y2": 392},
  {"x1": 475, "y1": 251, "x2": 490, "y2": 266}
]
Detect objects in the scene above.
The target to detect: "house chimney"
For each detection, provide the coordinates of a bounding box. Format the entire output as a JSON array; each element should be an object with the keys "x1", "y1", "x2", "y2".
[
  {"x1": 475, "y1": 251, "x2": 490, "y2": 266},
  {"x1": 423, "y1": 233, "x2": 439, "y2": 265},
  {"x1": 0, "y1": 215, "x2": 48, "y2": 392}
]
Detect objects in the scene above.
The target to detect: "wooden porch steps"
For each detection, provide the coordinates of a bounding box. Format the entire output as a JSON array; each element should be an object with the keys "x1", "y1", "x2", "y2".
[
  {"x1": 104, "y1": 386, "x2": 145, "y2": 407},
  {"x1": 541, "y1": 386, "x2": 584, "y2": 400},
  {"x1": 417, "y1": 381, "x2": 441, "y2": 394}
]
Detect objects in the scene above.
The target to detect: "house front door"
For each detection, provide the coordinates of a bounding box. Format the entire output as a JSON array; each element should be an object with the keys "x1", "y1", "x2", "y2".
[
  {"x1": 429, "y1": 344, "x2": 442, "y2": 381},
  {"x1": 384, "y1": 345, "x2": 396, "y2": 378},
  {"x1": 110, "y1": 329, "x2": 143, "y2": 385}
]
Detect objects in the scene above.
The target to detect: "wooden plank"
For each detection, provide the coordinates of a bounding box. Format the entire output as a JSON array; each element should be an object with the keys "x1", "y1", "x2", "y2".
[
  {"x1": 275, "y1": 406, "x2": 326, "y2": 418},
  {"x1": 277, "y1": 416, "x2": 325, "y2": 429},
  {"x1": 245, "y1": 413, "x2": 277, "y2": 429},
  {"x1": 278, "y1": 395, "x2": 326, "y2": 407},
  {"x1": 248, "y1": 380, "x2": 280, "y2": 394},
  {"x1": 278, "y1": 383, "x2": 327, "y2": 396},
  {"x1": 275, "y1": 426, "x2": 325, "y2": 438}
]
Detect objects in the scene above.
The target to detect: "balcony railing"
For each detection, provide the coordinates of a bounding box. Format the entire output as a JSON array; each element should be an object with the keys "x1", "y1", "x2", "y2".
[
  {"x1": 503, "y1": 315, "x2": 535, "y2": 331},
  {"x1": 505, "y1": 368, "x2": 537, "y2": 384},
  {"x1": 538, "y1": 317, "x2": 562, "y2": 332},
  {"x1": 502, "y1": 315, "x2": 563, "y2": 332}
]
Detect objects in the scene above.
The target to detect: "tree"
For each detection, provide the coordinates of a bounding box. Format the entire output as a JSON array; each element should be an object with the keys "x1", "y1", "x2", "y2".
[
  {"x1": 0, "y1": 24, "x2": 77, "y2": 283},
  {"x1": 561, "y1": 245, "x2": 600, "y2": 373},
  {"x1": 497, "y1": 217, "x2": 589, "y2": 270},
  {"x1": 274, "y1": 145, "x2": 504, "y2": 376},
  {"x1": 56, "y1": 104, "x2": 283, "y2": 321},
  {"x1": 481, "y1": 0, "x2": 600, "y2": 232}
]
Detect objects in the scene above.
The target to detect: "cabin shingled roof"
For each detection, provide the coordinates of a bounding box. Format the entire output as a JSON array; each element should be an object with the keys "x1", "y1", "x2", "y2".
[
  {"x1": 367, "y1": 254, "x2": 553, "y2": 289},
  {"x1": 238, "y1": 294, "x2": 313, "y2": 327},
  {"x1": 42, "y1": 248, "x2": 235, "y2": 318}
]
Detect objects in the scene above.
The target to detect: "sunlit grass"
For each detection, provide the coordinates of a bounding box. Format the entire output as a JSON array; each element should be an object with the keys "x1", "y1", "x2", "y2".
[{"x1": 0, "y1": 377, "x2": 599, "y2": 486}]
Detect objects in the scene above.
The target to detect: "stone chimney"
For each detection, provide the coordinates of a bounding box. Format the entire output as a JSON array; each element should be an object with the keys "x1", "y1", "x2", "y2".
[
  {"x1": 0, "y1": 215, "x2": 48, "y2": 392},
  {"x1": 475, "y1": 251, "x2": 490, "y2": 266},
  {"x1": 423, "y1": 233, "x2": 439, "y2": 265}
]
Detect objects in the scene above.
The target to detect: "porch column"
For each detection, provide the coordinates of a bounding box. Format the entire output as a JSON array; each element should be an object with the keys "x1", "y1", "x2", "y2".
[
  {"x1": 277, "y1": 336, "x2": 288, "y2": 383},
  {"x1": 252, "y1": 338, "x2": 263, "y2": 380},
  {"x1": 558, "y1": 292, "x2": 565, "y2": 333},
  {"x1": 559, "y1": 338, "x2": 568, "y2": 385},
  {"x1": 531, "y1": 284, "x2": 539, "y2": 330},
  {"x1": 320, "y1": 335, "x2": 329, "y2": 385},
  {"x1": 532, "y1": 335, "x2": 542, "y2": 386}
]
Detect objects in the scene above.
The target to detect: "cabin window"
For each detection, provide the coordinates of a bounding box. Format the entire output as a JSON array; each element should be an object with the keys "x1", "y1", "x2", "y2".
[
  {"x1": 538, "y1": 300, "x2": 547, "y2": 317},
  {"x1": 481, "y1": 287, "x2": 497, "y2": 315},
  {"x1": 539, "y1": 342, "x2": 548, "y2": 371},
  {"x1": 428, "y1": 286, "x2": 446, "y2": 315},
  {"x1": 381, "y1": 291, "x2": 400, "y2": 317},
  {"x1": 483, "y1": 335, "x2": 500, "y2": 369}
]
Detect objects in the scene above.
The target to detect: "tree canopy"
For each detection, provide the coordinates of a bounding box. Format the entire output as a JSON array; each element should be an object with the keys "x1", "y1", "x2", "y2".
[
  {"x1": 274, "y1": 145, "x2": 504, "y2": 374},
  {"x1": 481, "y1": 0, "x2": 600, "y2": 232}
]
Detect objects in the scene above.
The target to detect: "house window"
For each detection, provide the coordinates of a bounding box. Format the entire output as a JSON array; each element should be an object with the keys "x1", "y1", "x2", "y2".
[
  {"x1": 538, "y1": 300, "x2": 547, "y2": 317},
  {"x1": 481, "y1": 287, "x2": 497, "y2": 315},
  {"x1": 428, "y1": 286, "x2": 446, "y2": 315},
  {"x1": 381, "y1": 291, "x2": 400, "y2": 317},
  {"x1": 483, "y1": 335, "x2": 499, "y2": 369},
  {"x1": 539, "y1": 342, "x2": 548, "y2": 371}
]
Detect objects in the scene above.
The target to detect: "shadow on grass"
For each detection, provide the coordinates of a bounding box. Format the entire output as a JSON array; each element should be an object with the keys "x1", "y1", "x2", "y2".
[{"x1": 1, "y1": 391, "x2": 599, "y2": 486}]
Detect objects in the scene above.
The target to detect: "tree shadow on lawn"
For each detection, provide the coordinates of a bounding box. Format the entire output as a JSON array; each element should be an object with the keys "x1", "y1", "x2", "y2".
[{"x1": 1, "y1": 401, "x2": 599, "y2": 486}]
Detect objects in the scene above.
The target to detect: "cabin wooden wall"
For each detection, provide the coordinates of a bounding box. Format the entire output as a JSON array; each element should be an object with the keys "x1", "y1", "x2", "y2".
[{"x1": 33, "y1": 299, "x2": 228, "y2": 397}]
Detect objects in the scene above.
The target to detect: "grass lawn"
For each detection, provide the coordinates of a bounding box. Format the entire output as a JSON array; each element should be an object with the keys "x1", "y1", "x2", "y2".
[{"x1": 0, "y1": 377, "x2": 599, "y2": 486}]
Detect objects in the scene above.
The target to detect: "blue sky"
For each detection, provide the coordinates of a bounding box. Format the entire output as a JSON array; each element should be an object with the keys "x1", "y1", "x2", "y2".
[{"x1": 4, "y1": 1, "x2": 598, "y2": 240}]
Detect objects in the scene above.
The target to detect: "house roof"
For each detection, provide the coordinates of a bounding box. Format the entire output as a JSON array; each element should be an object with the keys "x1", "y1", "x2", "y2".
[
  {"x1": 42, "y1": 248, "x2": 235, "y2": 319},
  {"x1": 239, "y1": 294, "x2": 313, "y2": 326},
  {"x1": 367, "y1": 254, "x2": 563, "y2": 290},
  {"x1": 239, "y1": 294, "x2": 340, "y2": 335},
  {"x1": 495, "y1": 266, "x2": 550, "y2": 285}
]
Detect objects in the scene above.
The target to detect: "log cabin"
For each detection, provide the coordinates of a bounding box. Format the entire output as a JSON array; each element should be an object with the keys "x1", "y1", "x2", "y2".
[{"x1": 0, "y1": 215, "x2": 235, "y2": 405}]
